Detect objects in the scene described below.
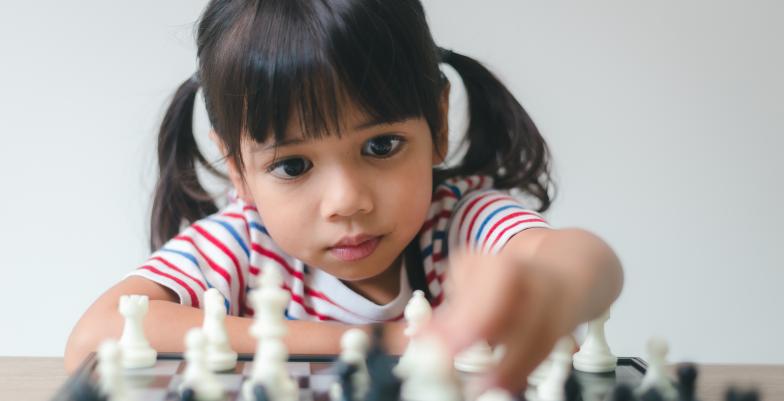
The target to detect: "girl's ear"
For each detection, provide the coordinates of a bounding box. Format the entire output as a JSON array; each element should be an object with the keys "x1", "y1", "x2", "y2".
[
  {"x1": 433, "y1": 82, "x2": 451, "y2": 165},
  {"x1": 209, "y1": 130, "x2": 255, "y2": 203}
]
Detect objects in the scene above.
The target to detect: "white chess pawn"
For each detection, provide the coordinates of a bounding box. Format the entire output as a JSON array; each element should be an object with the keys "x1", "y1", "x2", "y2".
[
  {"x1": 96, "y1": 340, "x2": 129, "y2": 401},
  {"x1": 400, "y1": 335, "x2": 462, "y2": 401},
  {"x1": 118, "y1": 294, "x2": 157, "y2": 368},
  {"x1": 395, "y1": 290, "x2": 432, "y2": 378},
  {"x1": 249, "y1": 268, "x2": 290, "y2": 340},
  {"x1": 536, "y1": 336, "x2": 575, "y2": 401},
  {"x1": 243, "y1": 339, "x2": 298, "y2": 401},
  {"x1": 180, "y1": 328, "x2": 224, "y2": 401},
  {"x1": 338, "y1": 328, "x2": 371, "y2": 401},
  {"x1": 573, "y1": 309, "x2": 617, "y2": 373},
  {"x1": 202, "y1": 288, "x2": 237, "y2": 371},
  {"x1": 636, "y1": 337, "x2": 677, "y2": 400}
]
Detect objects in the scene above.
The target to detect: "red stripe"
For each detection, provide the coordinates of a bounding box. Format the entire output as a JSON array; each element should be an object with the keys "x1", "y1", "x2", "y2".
[
  {"x1": 174, "y1": 235, "x2": 232, "y2": 284},
  {"x1": 192, "y1": 223, "x2": 246, "y2": 313},
  {"x1": 420, "y1": 210, "x2": 452, "y2": 233},
  {"x1": 282, "y1": 283, "x2": 334, "y2": 321},
  {"x1": 425, "y1": 269, "x2": 445, "y2": 285},
  {"x1": 139, "y1": 265, "x2": 200, "y2": 308},
  {"x1": 485, "y1": 217, "x2": 547, "y2": 252},
  {"x1": 149, "y1": 256, "x2": 207, "y2": 291},
  {"x1": 251, "y1": 244, "x2": 304, "y2": 280},
  {"x1": 432, "y1": 187, "x2": 458, "y2": 202},
  {"x1": 457, "y1": 192, "x2": 493, "y2": 244},
  {"x1": 482, "y1": 212, "x2": 541, "y2": 251},
  {"x1": 464, "y1": 195, "x2": 516, "y2": 246},
  {"x1": 243, "y1": 205, "x2": 258, "y2": 212},
  {"x1": 432, "y1": 292, "x2": 444, "y2": 307},
  {"x1": 249, "y1": 266, "x2": 260, "y2": 275}
]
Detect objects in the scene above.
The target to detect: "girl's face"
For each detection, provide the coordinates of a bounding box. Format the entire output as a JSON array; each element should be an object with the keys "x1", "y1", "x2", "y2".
[{"x1": 225, "y1": 102, "x2": 447, "y2": 297}]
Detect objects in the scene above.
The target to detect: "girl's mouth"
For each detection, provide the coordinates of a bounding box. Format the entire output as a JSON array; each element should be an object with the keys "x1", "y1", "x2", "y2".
[{"x1": 329, "y1": 236, "x2": 381, "y2": 262}]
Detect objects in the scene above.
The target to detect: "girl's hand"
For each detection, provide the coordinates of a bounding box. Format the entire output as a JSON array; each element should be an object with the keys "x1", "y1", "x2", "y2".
[{"x1": 427, "y1": 250, "x2": 579, "y2": 393}]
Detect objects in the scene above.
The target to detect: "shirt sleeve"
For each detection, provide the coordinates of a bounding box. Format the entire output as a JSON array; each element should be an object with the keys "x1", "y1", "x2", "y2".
[
  {"x1": 127, "y1": 201, "x2": 252, "y2": 316},
  {"x1": 447, "y1": 189, "x2": 550, "y2": 255}
]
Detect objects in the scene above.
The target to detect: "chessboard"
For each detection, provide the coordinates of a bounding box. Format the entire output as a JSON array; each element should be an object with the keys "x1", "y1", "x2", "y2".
[{"x1": 51, "y1": 352, "x2": 648, "y2": 401}]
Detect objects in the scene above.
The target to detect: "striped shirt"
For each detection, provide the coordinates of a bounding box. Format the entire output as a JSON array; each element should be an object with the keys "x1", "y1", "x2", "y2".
[{"x1": 129, "y1": 175, "x2": 549, "y2": 323}]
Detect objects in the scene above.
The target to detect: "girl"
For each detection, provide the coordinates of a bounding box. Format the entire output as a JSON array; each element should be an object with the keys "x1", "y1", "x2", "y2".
[{"x1": 65, "y1": 0, "x2": 623, "y2": 392}]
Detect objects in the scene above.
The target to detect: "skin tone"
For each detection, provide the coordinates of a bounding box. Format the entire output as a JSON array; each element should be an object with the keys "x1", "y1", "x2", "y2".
[{"x1": 65, "y1": 85, "x2": 623, "y2": 393}]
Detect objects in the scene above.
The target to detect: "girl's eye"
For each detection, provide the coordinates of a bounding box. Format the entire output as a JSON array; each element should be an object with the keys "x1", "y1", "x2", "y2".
[
  {"x1": 267, "y1": 157, "x2": 312, "y2": 179},
  {"x1": 362, "y1": 135, "x2": 405, "y2": 157}
]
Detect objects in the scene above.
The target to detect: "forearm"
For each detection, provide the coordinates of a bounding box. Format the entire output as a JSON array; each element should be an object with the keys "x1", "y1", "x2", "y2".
[
  {"x1": 66, "y1": 295, "x2": 406, "y2": 372},
  {"x1": 530, "y1": 228, "x2": 624, "y2": 328}
]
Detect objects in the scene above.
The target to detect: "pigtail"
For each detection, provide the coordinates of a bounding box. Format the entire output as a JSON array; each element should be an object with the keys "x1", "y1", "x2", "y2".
[
  {"x1": 437, "y1": 49, "x2": 555, "y2": 213},
  {"x1": 150, "y1": 74, "x2": 224, "y2": 251}
]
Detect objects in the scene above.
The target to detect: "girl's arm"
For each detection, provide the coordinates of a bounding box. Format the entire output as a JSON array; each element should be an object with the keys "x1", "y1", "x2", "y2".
[{"x1": 64, "y1": 276, "x2": 406, "y2": 373}]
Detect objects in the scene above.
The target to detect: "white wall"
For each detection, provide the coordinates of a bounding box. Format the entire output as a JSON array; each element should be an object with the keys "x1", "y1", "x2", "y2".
[{"x1": 1, "y1": 1, "x2": 781, "y2": 363}]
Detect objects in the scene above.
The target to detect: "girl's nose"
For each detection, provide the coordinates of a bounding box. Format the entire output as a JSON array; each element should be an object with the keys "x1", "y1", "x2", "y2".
[{"x1": 320, "y1": 168, "x2": 374, "y2": 220}]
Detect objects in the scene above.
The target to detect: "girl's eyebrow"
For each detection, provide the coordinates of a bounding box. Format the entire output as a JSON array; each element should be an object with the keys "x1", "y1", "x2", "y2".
[{"x1": 255, "y1": 117, "x2": 402, "y2": 152}]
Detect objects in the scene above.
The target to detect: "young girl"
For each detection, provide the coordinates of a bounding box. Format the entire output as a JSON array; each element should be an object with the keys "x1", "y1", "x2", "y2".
[{"x1": 65, "y1": 0, "x2": 623, "y2": 392}]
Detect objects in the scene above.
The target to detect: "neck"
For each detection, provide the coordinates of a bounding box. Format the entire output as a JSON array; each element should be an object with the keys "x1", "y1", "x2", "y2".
[{"x1": 342, "y1": 256, "x2": 403, "y2": 305}]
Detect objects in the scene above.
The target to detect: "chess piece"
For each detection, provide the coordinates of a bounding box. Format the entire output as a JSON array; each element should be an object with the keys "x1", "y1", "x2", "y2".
[
  {"x1": 118, "y1": 294, "x2": 157, "y2": 368},
  {"x1": 573, "y1": 310, "x2": 617, "y2": 373},
  {"x1": 637, "y1": 337, "x2": 677, "y2": 400},
  {"x1": 96, "y1": 340, "x2": 129, "y2": 401},
  {"x1": 564, "y1": 372, "x2": 584, "y2": 401},
  {"x1": 338, "y1": 328, "x2": 371, "y2": 401},
  {"x1": 180, "y1": 328, "x2": 224, "y2": 401},
  {"x1": 395, "y1": 290, "x2": 432, "y2": 378},
  {"x1": 365, "y1": 325, "x2": 402, "y2": 401},
  {"x1": 676, "y1": 363, "x2": 699, "y2": 401},
  {"x1": 202, "y1": 288, "x2": 238, "y2": 371},
  {"x1": 249, "y1": 268, "x2": 290, "y2": 340},
  {"x1": 537, "y1": 336, "x2": 575, "y2": 401},
  {"x1": 243, "y1": 339, "x2": 298, "y2": 401},
  {"x1": 610, "y1": 384, "x2": 636, "y2": 401},
  {"x1": 400, "y1": 335, "x2": 462, "y2": 401}
]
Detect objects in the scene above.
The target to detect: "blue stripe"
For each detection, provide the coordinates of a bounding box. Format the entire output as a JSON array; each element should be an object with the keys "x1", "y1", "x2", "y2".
[
  {"x1": 474, "y1": 205, "x2": 526, "y2": 244},
  {"x1": 208, "y1": 218, "x2": 250, "y2": 257},
  {"x1": 444, "y1": 183, "x2": 462, "y2": 198},
  {"x1": 249, "y1": 222, "x2": 269, "y2": 235},
  {"x1": 422, "y1": 244, "x2": 433, "y2": 258},
  {"x1": 161, "y1": 248, "x2": 199, "y2": 267},
  {"x1": 159, "y1": 248, "x2": 230, "y2": 313}
]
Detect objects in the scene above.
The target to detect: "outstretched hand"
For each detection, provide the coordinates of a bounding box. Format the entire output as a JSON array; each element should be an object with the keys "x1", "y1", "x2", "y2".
[{"x1": 425, "y1": 250, "x2": 579, "y2": 393}]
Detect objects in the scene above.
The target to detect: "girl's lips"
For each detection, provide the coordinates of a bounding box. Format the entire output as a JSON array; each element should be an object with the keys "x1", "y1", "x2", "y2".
[{"x1": 329, "y1": 236, "x2": 381, "y2": 262}]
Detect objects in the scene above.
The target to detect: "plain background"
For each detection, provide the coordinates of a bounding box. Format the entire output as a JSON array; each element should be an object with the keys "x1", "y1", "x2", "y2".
[{"x1": 1, "y1": 1, "x2": 781, "y2": 363}]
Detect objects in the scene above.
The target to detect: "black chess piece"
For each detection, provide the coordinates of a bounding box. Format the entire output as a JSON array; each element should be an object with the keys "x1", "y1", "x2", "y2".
[
  {"x1": 564, "y1": 372, "x2": 584, "y2": 401},
  {"x1": 253, "y1": 383, "x2": 270, "y2": 401},
  {"x1": 364, "y1": 324, "x2": 402, "y2": 401},
  {"x1": 609, "y1": 384, "x2": 636, "y2": 401},
  {"x1": 335, "y1": 359, "x2": 359, "y2": 401},
  {"x1": 74, "y1": 380, "x2": 103, "y2": 401},
  {"x1": 180, "y1": 387, "x2": 196, "y2": 401},
  {"x1": 737, "y1": 389, "x2": 761, "y2": 401},
  {"x1": 676, "y1": 363, "x2": 699, "y2": 401},
  {"x1": 725, "y1": 386, "x2": 741, "y2": 401},
  {"x1": 640, "y1": 388, "x2": 664, "y2": 401}
]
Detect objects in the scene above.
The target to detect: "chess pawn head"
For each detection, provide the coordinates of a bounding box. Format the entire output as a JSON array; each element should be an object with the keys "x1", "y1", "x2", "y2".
[
  {"x1": 341, "y1": 328, "x2": 369, "y2": 361},
  {"x1": 259, "y1": 267, "x2": 284, "y2": 289},
  {"x1": 404, "y1": 290, "x2": 432, "y2": 336},
  {"x1": 186, "y1": 328, "x2": 208, "y2": 353},
  {"x1": 119, "y1": 294, "x2": 149, "y2": 318},
  {"x1": 98, "y1": 340, "x2": 122, "y2": 365},
  {"x1": 646, "y1": 337, "x2": 669, "y2": 363}
]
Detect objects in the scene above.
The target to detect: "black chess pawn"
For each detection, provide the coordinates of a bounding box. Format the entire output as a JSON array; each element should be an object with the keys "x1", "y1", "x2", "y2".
[
  {"x1": 676, "y1": 363, "x2": 699, "y2": 401},
  {"x1": 335, "y1": 359, "x2": 359, "y2": 401},
  {"x1": 364, "y1": 324, "x2": 401, "y2": 401},
  {"x1": 610, "y1": 384, "x2": 636, "y2": 401},
  {"x1": 180, "y1": 387, "x2": 196, "y2": 401},
  {"x1": 564, "y1": 372, "x2": 584, "y2": 401}
]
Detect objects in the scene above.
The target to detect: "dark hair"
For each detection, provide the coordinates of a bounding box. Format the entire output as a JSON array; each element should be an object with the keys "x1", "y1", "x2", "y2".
[{"x1": 151, "y1": 1, "x2": 555, "y2": 279}]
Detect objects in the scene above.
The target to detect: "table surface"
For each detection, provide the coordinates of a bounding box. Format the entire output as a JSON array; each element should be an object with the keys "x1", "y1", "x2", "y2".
[{"x1": 1, "y1": 357, "x2": 782, "y2": 401}]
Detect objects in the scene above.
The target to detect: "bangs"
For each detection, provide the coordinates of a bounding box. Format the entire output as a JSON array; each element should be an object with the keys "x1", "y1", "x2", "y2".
[{"x1": 198, "y1": 0, "x2": 444, "y2": 168}]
